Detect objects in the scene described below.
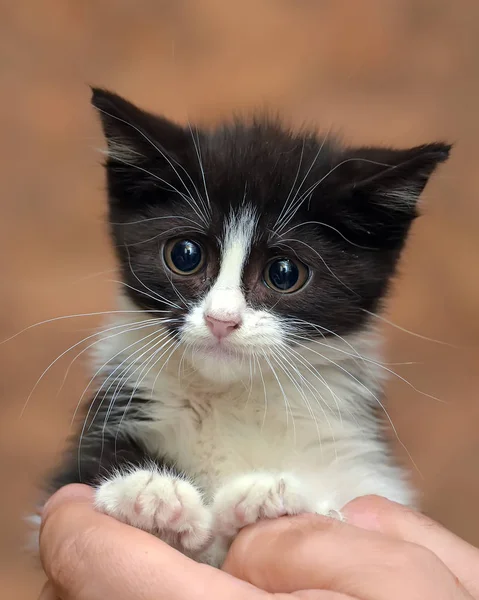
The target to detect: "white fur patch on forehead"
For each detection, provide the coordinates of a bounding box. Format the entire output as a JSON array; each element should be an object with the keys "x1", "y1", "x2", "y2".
[
  {"x1": 202, "y1": 205, "x2": 256, "y2": 321},
  {"x1": 215, "y1": 205, "x2": 257, "y2": 291}
]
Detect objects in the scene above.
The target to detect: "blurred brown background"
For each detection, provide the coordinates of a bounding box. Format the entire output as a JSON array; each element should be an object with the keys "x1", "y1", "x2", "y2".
[{"x1": 1, "y1": 1, "x2": 478, "y2": 597}]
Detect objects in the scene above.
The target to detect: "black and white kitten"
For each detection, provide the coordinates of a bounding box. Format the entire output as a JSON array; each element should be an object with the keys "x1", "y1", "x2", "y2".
[{"x1": 48, "y1": 88, "x2": 449, "y2": 566}]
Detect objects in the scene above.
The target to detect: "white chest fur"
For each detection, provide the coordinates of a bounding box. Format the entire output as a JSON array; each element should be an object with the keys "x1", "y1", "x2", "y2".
[
  {"x1": 94, "y1": 314, "x2": 413, "y2": 509},
  {"x1": 115, "y1": 347, "x2": 412, "y2": 508}
]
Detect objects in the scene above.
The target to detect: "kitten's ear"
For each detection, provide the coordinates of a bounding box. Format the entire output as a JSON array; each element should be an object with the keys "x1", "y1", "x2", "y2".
[
  {"x1": 91, "y1": 87, "x2": 188, "y2": 164},
  {"x1": 336, "y1": 142, "x2": 451, "y2": 247}
]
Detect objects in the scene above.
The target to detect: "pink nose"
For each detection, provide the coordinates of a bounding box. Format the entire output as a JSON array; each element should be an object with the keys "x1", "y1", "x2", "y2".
[{"x1": 205, "y1": 315, "x2": 241, "y2": 339}]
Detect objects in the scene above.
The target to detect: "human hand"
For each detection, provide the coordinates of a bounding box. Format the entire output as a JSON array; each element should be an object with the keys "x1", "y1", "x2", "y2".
[
  {"x1": 39, "y1": 485, "x2": 479, "y2": 599},
  {"x1": 38, "y1": 484, "x2": 343, "y2": 599},
  {"x1": 225, "y1": 494, "x2": 479, "y2": 599}
]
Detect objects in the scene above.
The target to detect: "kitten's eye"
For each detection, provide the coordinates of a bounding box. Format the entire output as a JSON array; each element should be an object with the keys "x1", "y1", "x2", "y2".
[
  {"x1": 164, "y1": 239, "x2": 204, "y2": 275},
  {"x1": 264, "y1": 258, "x2": 309, "y2": 293}
]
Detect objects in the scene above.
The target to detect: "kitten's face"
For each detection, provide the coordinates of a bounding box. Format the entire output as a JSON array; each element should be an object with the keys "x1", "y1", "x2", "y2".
[{"x1": 93, "y1": 89, "x2": 449, "y2": 382}]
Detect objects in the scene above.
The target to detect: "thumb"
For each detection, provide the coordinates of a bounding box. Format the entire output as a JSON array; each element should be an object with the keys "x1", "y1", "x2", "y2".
[{"x1": 342, "y1": 496, "x2": 479, "y2": 599}]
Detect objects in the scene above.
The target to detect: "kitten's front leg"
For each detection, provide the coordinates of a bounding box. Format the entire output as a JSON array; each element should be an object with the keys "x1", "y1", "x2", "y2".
[
  {"x1": 95, "y1": 467, "x2": 212, "y2": 555},
  {"x1": 49, "y1": 428, "x2": 212, "y2": 558},
  {"x1": 212, "y1": 472, "x2": 314, "y2": 537},
  {"x1": 203, "y1": 472, "x2": 315, "y2": 566}
]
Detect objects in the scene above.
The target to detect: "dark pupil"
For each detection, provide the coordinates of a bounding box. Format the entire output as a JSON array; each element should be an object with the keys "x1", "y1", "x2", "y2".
[
  {"x1": 269, "y1": 259, "x2": 299, "y2": 291},
  {"x1": 171, "y1": 240, "x2": 201, "y2": 272}
]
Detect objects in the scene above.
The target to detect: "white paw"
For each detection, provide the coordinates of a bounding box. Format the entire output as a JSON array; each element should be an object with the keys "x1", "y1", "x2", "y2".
[
  {"x1": 212, "y1": 472, "x2": 311, "y2": 537},
  {"x1": 95, "y1": 468, "x2": 212, "y2": 551}
]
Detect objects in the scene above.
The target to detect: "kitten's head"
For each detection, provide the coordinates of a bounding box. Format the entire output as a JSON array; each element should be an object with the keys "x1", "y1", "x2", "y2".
[{"x1": 92, "y1": 88, "x2": 449, "y2": 383}]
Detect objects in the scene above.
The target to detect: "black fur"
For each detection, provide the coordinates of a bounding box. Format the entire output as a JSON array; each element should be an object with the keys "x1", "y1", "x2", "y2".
[
  {"x1": 96, "y1": 88, "x2": 449, "y2": 337},
  {"x1": 49, "y1": 380, "x2": 179, "y2": 491},
  {"x1": 49, "y1": 88, "x2": 449, "y2": 492}
]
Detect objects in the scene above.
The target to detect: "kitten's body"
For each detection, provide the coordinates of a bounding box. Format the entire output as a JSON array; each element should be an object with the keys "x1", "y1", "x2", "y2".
[{"x1": 48, "y1": 89, "x2": 449, "y2": 566}]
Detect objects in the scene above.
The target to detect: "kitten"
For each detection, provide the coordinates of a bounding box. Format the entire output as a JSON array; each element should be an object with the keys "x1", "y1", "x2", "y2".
[{"x1": 47, "y1": 88, "x2": 449, "y2": 566}]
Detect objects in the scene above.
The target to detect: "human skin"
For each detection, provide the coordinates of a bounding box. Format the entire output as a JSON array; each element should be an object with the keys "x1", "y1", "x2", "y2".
[{"x1": 38, "y1": 485, "x2": 479, "y2": 600}]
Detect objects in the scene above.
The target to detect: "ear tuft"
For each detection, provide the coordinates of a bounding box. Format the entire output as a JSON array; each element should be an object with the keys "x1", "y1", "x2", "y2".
[
  {"x1": 329, "y1": 141, "x2": 451, "y2": 248},
  {"x1": 373, "y1": 142, "x2": 451, "y2": 213},
  {"x1": 90, "y1": 87, "x2": 148, "y2": 163},
  {"x1": 90, "y1": 88, "x2": 193, "y2": 208},
  {"x1": 90, "y1": 87, "x2": 188, "y2": 165},
  {"x1": 343, "y1": 141, "x2": 451, "y2": 212}
]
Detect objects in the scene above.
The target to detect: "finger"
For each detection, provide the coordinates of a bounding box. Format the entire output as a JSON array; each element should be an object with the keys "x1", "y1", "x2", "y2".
[
  {"x1": 40, "y1": 485, "x2": 267, "y2": 600},
  {"x1": 38, "y1": 581, "x2": 59, "y2": 600},
  {"x1": 41, "y1": 483, "x2": 95, "y2": 521},
  {"x1": 224, "y1": 513, "x2": 472, "y2": 600},
  {"x1": 343, "y1": 496, "x2": 479, "y2": 598}
]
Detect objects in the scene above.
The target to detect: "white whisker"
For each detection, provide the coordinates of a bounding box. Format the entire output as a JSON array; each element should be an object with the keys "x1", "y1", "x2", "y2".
[
  {"x1": 288, "y1": 338, "x2": 422, "y2": 477},
  {"x1": 125, "y1": 246, "x2": 183, "y2": 310},
  {"x1": 277, "y1": 157, "x2": 393, "y2": 233},
  {"x1": 187, "y1": 122, "x2": 212, "y2": 215},
  {"x1": 104, "y1": 155, "x2": 208, "y2": 225},
  {"x1": 78, "y1": 330, "x2": 175, "y2": 477},
  {"x1": 275, "y1": 238, "x2": 357, "y2": 295},
  {"x1": 118, "y1": 225, "x2": 206, "y2": 249},
  {"x1": 274, "y1": 137, "x2": 306, "y2": 227},
  {"x1": 274, "y1": 220, "x2": 377, "y2": 251},
  {"x1": 60, "y1": 318, "x2": 175, "y2": 403},
  {"x1": 286, "y1": 331, "x2": 446, "y2": 404},
  {"x1": 261, "y1": 351, "x2": 296, "y2": 445},
  {"x1": 74, "y1": 324, "x2": 175, "y2": 427},
  {"x1": 110, "y1": 335, "x2": 177, "y2": 427},
  {"x1": 95, "y1": 106, "x2": 210, "y2": 225},
  {"x1": 1, "y1": 309, "x2": 171, "y2": 345},
  {"x1": 20, "y1": 317, "x2": 171, "y2": 417},
  {"x1": 163, "y1": 266, "x2": 189, "y2": 310},
  {"x1": 274, "y1": 126, "x2": 332, "y2": 233},
  {"x1": 110, "y1": 215, "x2": 201, "y2": 227},
  {"x1": 270, "y1": 348, "x2": 325, "y2": 455},
  {"x1": 361, "y1": 309, "x2": 460, "y2": 347},
  {"x1": 255, "y1": 353, "x2": 269, "y2": 431},
  {"x1": 112, "y1": 280, "x2": 181, "y2": 310}
]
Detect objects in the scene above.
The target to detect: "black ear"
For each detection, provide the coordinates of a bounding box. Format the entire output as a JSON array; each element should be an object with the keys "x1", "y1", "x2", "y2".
[
  {"x1": 335, "y1": 142, "x2": 451, "y2": 247},
  {"x1": 91, "y1": 87, "x2": 188, "y2": 161},
  {"x1": 91, "y1": 88, "x2": 191, "y2": 206}
]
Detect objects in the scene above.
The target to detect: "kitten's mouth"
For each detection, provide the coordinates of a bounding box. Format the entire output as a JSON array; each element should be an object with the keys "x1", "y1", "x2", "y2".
[{"x1": 197, "y1": 341, "x2": 239, "y2": 360}]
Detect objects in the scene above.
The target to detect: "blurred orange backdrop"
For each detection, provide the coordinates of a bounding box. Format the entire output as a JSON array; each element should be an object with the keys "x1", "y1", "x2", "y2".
[{"x1": 1, "y1": 1, "x2": 478, "y2": 598}]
